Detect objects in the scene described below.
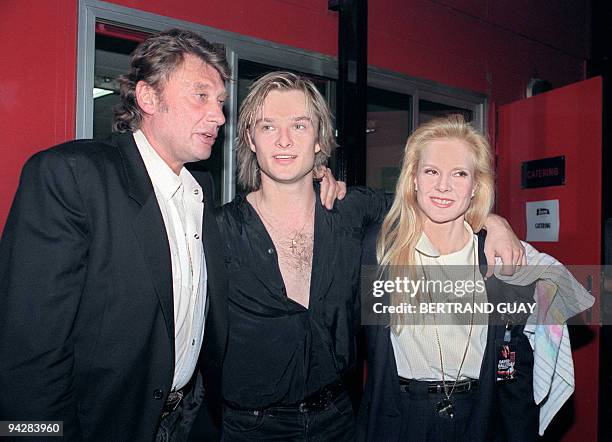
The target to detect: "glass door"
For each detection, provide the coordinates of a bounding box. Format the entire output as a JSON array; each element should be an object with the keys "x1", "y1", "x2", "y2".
[{"x1": 366, "y1": 87, "x2": 412, "y2": 193}]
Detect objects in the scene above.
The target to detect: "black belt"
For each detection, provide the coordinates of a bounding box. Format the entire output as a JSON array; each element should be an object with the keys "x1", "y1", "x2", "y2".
[
  {"x1": 398, "y1": 377, "x2": 478, "y2": 394},
  {"x1": 285, "y1": 380, "x2": 345, "y2": 413},
  {"x1": 226, "y1": 380, "x2": 346, "y2": 414}
]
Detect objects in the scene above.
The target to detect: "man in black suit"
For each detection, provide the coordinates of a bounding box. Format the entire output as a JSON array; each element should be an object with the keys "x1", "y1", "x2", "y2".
[{"x1": 0, "y1": 29, "x2": 229, "y2": 441}]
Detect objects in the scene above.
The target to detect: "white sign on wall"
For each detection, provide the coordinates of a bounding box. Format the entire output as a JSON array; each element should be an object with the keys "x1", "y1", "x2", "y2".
[{"x1": 526, "y1": 199, "x2": 559, "y2": 242}]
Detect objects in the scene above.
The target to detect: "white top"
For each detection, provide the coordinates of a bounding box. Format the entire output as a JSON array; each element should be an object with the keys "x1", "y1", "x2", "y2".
[
  {"x1": 134, "y1": 130, "x2": 207, "y2": 390},
  {"x1": 391, "y1": 222, "x2": 488, "y2": 381}
]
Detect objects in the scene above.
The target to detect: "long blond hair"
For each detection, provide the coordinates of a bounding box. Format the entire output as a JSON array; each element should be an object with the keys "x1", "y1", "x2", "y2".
[{"x1": 377, "y1": 115, "x2": 494, "y2": 329}]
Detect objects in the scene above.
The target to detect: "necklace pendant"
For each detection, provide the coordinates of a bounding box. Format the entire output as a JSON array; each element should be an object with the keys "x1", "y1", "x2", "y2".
[{"x1": 436, "y1": 398, "x2": 454, "y2": 419}]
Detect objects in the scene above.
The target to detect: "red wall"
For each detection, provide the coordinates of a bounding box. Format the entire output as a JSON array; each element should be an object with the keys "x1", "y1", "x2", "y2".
[
  {"x1": 0, "y1": 0, "x2": 589, "y2": 229},
  {"x1": 1, "y1": 1, "x2": 78, "y2": 231},
  {"x1": 369, "y1": 0, "x2": 588, "y2": 103},
  {"x1": 107, "y1": 0, "x2": 588, "y2": 103}
]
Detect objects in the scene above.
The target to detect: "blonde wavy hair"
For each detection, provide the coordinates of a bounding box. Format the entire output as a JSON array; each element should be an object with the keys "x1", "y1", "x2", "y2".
[
  {"x1": 377, "y1": 115, "x2": 495, "y2": 330},
  {"x1": 236, "y1": 71, "x2": 337, "y2": 191}
]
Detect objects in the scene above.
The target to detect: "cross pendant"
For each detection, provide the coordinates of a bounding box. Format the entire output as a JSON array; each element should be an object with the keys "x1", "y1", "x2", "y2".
[{"x1": 436, "y1": 398, "x2": 454, "y2": 419}]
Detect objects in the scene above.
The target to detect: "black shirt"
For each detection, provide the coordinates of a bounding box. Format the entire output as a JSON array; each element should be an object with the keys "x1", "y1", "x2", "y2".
[{"x1": 217, "y1": 187, "x2": 387, "y2": 409}]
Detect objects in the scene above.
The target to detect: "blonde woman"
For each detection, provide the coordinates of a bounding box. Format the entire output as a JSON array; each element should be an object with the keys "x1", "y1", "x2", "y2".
[{"x1": 358, "y1": 115, "x2": 565, "y2": 441}]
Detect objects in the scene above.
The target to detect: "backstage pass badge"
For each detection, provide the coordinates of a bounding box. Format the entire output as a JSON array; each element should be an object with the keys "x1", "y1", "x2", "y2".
[{"x1": 495, "y1": 342, "x2": 516, "y2": 382}]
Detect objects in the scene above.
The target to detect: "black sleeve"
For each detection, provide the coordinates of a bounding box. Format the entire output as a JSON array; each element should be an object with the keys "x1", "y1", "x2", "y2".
[
  {"x1": 336, "y1": 186, "x2": 391, "y2": 229},
  {"x1": 0, "y1": 150, "x2": 89, "y2": 440}
]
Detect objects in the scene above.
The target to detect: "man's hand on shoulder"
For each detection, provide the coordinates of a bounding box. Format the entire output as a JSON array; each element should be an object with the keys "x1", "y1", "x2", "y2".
[
  {"x1": 483, "y1": 214, "x2": 527, "y2": 278},
  {"x1": 314, "y1": 166, "x2": 346, "y2": 210}
]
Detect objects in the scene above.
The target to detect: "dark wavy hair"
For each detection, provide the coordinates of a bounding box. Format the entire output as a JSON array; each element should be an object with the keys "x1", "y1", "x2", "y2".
[{"x1": 113, "y1": 28, "x2": 230, "y2": 133}]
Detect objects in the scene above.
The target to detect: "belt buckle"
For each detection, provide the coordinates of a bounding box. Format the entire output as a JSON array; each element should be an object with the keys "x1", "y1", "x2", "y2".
[
  {"x1": 166, "y1": 390, "x2": 184, "y2": 411},
  {"x1": 298, "y1": 402, "x2": 308, "y2": 413},
  {"x1": 298, "y1": 396, "x2": 323, "y2": 413},
  {"x1": 168, "y1": 389, "x2": 184, "y2": 405},
  {"x1": 297, "y1": 382, "x2": 341, "y2": 413}
]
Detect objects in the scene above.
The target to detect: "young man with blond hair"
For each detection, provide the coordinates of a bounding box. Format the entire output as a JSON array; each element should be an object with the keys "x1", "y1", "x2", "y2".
[{"x1": 217, "y1": 72, "x2": 525, "y2": 441}]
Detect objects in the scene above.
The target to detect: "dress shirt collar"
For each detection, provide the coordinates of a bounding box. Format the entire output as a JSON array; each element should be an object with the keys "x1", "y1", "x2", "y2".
[
  {"x1": 416, "y1": 221, "x2": 475, "y2": 258},
  {"x1": 133, "y1": 129, "x2": 183, "y2": 201}
]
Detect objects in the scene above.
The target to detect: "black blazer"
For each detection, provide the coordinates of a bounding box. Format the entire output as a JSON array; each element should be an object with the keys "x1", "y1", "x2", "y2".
[
  {"x1": 0, "y1": 133, "x2": 228, "y2": 441},
  {"x1": 357, "y1": 226, "x2": 538, "y2": 442}
]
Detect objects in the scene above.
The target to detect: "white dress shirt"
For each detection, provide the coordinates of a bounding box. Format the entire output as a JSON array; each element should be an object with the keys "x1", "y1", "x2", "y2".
[
  {"x1": 392, "y1": 222, "x2": 488, "y2": 381},
  {"x1": 134, "y1": 130, "x2": 207, "y2": 390}
]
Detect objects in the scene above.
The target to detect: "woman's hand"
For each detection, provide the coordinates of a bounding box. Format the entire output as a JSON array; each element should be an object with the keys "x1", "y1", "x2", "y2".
[{"x1": 314, "y1": 167, "x2": 347, "y2": 210}]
